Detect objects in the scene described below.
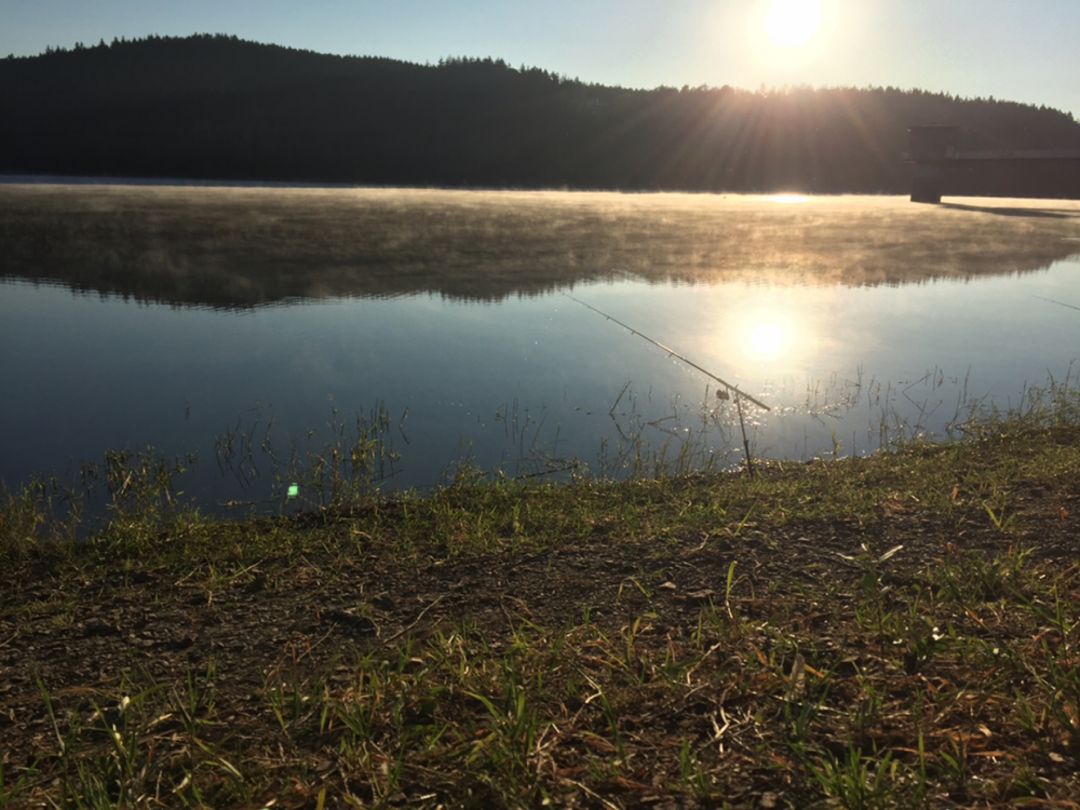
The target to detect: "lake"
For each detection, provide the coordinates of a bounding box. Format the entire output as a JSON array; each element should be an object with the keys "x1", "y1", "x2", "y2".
[{"x1": 2, "y1": 184, "x2": 1079, "y2": 512}]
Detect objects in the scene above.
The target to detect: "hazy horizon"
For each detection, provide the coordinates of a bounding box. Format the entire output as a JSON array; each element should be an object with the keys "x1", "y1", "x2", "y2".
[
  {"x1": 9, "y1": 32, "x2": 1078, "y2": 123},
  {"x1": 2, "y1": 0, "x2": 1078, "y2": 119}
]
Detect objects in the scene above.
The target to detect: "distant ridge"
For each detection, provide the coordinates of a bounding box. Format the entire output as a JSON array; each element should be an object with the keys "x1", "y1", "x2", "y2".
[{"x1": 3, "y1": 34, "x2": 1080, "y2": 194}]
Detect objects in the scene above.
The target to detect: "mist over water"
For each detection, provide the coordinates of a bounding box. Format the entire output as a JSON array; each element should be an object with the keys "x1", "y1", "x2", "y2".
[{"x1": 2, "y1": 185, "x2": 1079, "y2": 512}]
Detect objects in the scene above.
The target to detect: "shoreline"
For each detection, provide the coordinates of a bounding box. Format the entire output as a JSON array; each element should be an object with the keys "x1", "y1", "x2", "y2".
[{"x1": 2, "y1": 414, "x2": 1078, "y2": 806}]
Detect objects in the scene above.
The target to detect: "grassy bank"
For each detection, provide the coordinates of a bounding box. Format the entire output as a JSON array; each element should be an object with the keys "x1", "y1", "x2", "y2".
[{"x1": 2, "y1": 412, "x2": 1079, "y2": 807}]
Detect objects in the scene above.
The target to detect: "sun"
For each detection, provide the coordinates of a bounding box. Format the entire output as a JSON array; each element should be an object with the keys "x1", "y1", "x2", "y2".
[{"x1": 764, "y1": 0, "x2": 822, "y2": 48}]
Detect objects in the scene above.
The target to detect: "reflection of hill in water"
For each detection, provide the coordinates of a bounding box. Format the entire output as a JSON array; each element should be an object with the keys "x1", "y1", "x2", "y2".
[{"x1": 3, "y1": 184, "x2": 1080, "y2": 308}]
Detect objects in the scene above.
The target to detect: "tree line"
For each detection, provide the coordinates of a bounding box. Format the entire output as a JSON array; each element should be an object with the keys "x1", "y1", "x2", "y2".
[{"x1": 2, "y1": 34, "x2": 1079, "y2": 194}]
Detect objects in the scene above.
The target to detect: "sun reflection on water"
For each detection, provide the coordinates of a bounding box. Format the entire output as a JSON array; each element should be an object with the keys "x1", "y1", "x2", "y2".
[
  {"x1": 746, "y1": 321, "x2": 788, "y2": 358},
  {"x1": 769, "y1": 193, "x2": 809, "y2": 204},
  {"x1": 724, "y1": 305, "x2": 809, "y2": 371}
]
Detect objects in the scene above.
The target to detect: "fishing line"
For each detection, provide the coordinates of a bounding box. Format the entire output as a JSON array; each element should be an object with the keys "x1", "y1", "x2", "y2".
[
  {"x1": 1033, "y1": 295, "x2": 1080, "y2": 313},
  {"x1": 561, "y1": 292, "x2": 770, "y2": 411}
]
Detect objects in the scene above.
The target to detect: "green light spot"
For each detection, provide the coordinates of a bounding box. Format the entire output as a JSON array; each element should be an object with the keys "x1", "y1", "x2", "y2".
[{"x1": 287, "y1": 484, "x2": 299, "y2": 498}]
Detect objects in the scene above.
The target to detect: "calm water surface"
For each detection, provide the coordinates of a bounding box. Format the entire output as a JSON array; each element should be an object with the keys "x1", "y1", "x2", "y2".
[{"x1": 2, "y1": 186, "x2": 1079, "y2": 512}]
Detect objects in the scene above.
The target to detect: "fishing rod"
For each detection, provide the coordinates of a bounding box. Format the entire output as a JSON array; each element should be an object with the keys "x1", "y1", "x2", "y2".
[{"x1": 561, "y1": 292, "x2": 770, "y2": 411}]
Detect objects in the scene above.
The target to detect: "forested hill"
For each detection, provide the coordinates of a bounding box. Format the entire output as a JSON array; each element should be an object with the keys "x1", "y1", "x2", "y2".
[{"x1": 3, "y1": 34, "x2": 1080, "y2": 193}]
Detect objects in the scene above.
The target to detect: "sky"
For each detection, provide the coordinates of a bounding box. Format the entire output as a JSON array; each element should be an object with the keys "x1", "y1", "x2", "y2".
[{"x1": 2, "y1": 0, "x2": 1078, "y2": 118}]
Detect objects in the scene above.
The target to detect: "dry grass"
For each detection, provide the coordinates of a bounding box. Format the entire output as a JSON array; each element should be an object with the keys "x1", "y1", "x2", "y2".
[{"x1": 2, "y1": 405, "x2": 1079, "y2": 807}]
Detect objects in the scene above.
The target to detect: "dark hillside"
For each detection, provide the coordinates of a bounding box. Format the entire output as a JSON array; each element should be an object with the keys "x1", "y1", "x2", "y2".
[{"x1": 3, "y1": 34, "x2": 1080, "y2": 193}]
